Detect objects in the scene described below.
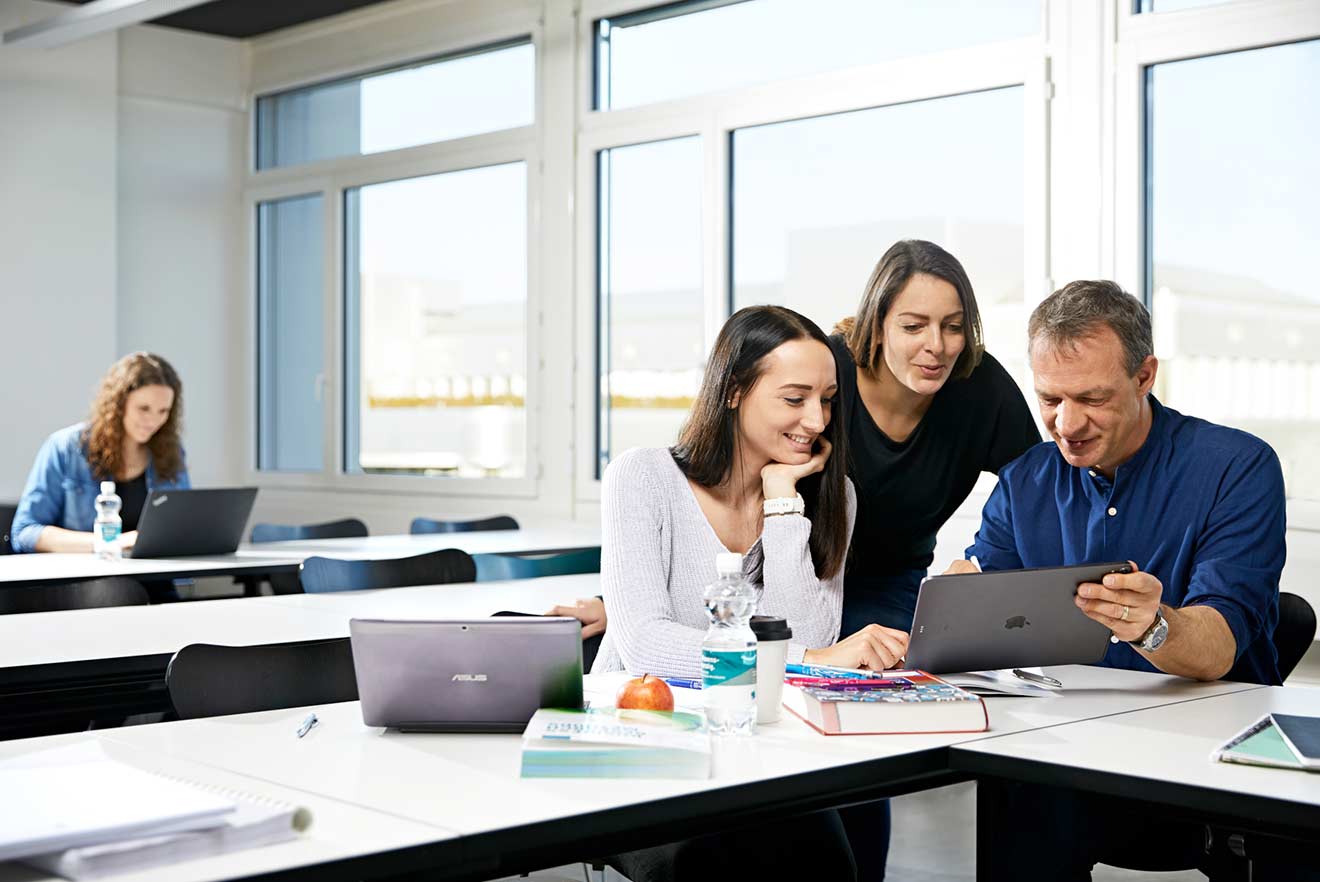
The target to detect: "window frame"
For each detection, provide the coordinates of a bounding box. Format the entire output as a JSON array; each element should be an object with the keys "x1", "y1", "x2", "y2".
[
  {"x1": 243, "y1": 14, "x2": 545, "y2": 500},
  {"x1": 574, "y1": 0, "x2": 1052, "y2": 502}
]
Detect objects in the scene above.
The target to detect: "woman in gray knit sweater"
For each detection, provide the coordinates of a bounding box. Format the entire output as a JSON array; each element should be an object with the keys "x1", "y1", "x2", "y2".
[{"x1": 593, "y1": 305, "x2": 910, "y2": 679}]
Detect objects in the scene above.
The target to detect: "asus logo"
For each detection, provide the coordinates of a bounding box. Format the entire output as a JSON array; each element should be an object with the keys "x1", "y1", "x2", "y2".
[
  {"x1": 451, "y1": 674, "x2": 488, "y2": 682},
  {"x1": 152, "y1": 495, "x2": 168, "y2": 507}
]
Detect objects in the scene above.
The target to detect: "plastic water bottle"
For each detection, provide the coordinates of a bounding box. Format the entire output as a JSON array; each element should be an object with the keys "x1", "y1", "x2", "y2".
[
  {"x1": 701, "y1": 552, "x2": 758, "y2": 735},
  {"x1": 93, "y1": 481, "x2": 122, "y2": 560}
]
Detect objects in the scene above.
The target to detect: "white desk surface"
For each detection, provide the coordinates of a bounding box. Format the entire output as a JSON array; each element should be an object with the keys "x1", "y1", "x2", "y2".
[
  {"x1": 953, "y1": 683, "x2": 1320, "y2": 811},
  {"x1": 0, "y1": 553, "x2": 303, "y2": 585},
  {"x1": 91, "y1": 667, "x2": 1256, "y2": 840},
  {"x1": 235, "y1": 522, "x2": 602, "y2": 560},
  {"x1": 0, "y1": 575, "x2": 599, "y2": 670},
  {"x1": 0, "y1": 732, "x2": 456, "y2": 882}
]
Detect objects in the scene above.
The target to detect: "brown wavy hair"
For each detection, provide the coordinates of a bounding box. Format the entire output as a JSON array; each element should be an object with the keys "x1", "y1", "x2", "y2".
[{"x1": 84, "y1": 353, "x2": 184, "y2": 481}]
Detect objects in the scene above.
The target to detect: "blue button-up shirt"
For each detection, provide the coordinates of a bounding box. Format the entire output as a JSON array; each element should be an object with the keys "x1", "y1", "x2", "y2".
[
  {"x1": 11, "y1": 423, "x2": 191, "y2": 553},
  {"x1": 967, "y1": 396, "x2": 1286, "y2": 685}
]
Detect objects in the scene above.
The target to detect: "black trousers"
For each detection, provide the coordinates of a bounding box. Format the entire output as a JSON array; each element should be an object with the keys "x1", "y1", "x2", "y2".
[{"x1": 979, "y1": 781, "x2": 1320, "y2": 882}]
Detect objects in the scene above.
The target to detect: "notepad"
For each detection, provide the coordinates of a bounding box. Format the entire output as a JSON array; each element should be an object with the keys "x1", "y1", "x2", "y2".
[{"x1": 0, "y1": 744, "x2": 236, "y2": 862}]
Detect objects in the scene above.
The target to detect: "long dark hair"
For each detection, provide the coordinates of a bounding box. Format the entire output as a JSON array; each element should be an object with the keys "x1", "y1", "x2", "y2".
[
  {"x1": 839, "y1": 239, "x2": 985, "y2": 380},
  {"x1": 672, "y1": 306, "x2": 850, "y2": 580}
]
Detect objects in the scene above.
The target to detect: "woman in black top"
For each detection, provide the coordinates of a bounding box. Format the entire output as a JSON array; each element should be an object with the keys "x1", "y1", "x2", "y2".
[{"x1": 831, "y1": 239, "x2": 1040, "y2": 638}]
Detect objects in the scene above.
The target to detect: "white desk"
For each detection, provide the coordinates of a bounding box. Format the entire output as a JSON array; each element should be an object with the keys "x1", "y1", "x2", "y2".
[
  {"x1": 951, "y1": 684, "x2": 1320, "y2": 835},
  {"x1": 0, "y1": 522, "x2": 602, "y2": 587},
  {"x1": 0, "y1": 575, "x2": 600, "y2": 739},
  {"x1": 0, "y1": 731, "x2": 459, "y2": 882}
]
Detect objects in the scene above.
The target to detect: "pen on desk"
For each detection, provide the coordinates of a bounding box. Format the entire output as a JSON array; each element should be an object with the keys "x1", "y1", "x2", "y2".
[
  {"x1": 296, "y1": 712, "x2": 318, "y2": 738},
  {"x1": 663, "y1": 677, "x2": 703, "y2": 690},
  {"x1": 1012, "y1": 669, "x2": 1063, "y2": 688}
]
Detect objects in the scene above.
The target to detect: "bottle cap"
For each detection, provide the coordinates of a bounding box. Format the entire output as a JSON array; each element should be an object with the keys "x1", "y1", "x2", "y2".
[
  {"x1": 715, "y1": 552, "x2": 743, "y2": 575},
  {"x1": 750, "y1": 615, "x2": 792, "y2": 641},
  {"x1": 100, "y1": 481, "x2": 115, "y2": 494}
]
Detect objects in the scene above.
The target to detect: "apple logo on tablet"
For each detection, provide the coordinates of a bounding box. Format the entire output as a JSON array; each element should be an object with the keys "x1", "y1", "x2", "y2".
[{"x1": 1004, "y1": 615, "x2": 1030, "y2": 630}]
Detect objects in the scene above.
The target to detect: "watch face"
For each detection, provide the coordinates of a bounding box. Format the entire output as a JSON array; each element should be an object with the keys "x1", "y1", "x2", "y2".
[{"x1": 1144, "y1": 615, "x2": 1169, "y2": 651}]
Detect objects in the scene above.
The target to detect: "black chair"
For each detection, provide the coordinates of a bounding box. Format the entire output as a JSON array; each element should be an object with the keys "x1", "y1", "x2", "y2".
[
  {"x1": 298, "y1": 548, "x2": 476, "y2": 593},
  {"x1": 0, "y1": 577, "x2": 150, "y2": 615},
  {"x1": 166, "y1": 639, "x2": 358, "y2": 720},
  {"x1": 1274, "y1": 592, "x2": 1316, "y2": 681},
  {"x1": 0, "y1": 502, "x2": 17, "y2": 555},
  {"x1": 250, "y1": 519, "x2": 369, "y2": 544},
  {"x1": 409, "y1": 515, "x2": 519, "y2": 534}
]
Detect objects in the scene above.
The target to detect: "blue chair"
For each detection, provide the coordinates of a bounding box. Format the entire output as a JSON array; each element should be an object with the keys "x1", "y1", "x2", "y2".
[
  {"x1": 473, "y1": 548, "x2": 601, "y2": 582},
  {"x1": 298, "y1": 548, "x2": 476, "y2": 594},
  {"x1": 409, "y1": 515, "x2": 519, "y2": 534},
  {"x1": 250, "y1": 518, "x2": 369, "y2": 543}
]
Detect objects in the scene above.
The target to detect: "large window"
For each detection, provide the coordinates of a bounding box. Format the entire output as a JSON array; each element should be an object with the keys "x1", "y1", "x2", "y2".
[
  {"x1": 597, "y1": 137, "x2": 705, "y2": 475},
  {"x1": 345, "y1": 163, "x2": 528, "y2": 478},
  {"x1": 1146, "y1": 38, "x2": 1320, "y2": 499},
  {"x1": 257, "y1": 194, "x2": 324, "y2": 472},
  {"x1": 251, "y1": 34, "x2": 536, "y2": 485},
  {"x1": 256, "y1": 42, "x2": 534, "y2": 170},
  {"x1": 732, "y1": 87, "x2": 1026, "y2": 380},
  {"x1": 597, "y1": 0, "x2": 1039, "y2": 110}
]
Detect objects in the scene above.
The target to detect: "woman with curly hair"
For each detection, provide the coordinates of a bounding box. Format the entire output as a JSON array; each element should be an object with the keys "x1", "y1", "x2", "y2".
[{"x1": 11, "y1": 352, "x2": 190, "y2": 553}]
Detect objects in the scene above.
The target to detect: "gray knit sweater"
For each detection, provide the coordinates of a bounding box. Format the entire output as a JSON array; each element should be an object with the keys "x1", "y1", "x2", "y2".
[{"x1": 592, "y1": 447, "x2": 857, "y2": 678}]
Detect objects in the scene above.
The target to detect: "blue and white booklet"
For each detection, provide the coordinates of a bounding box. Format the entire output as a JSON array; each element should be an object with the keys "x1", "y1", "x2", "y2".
[{"x1": 521, "y1": 707, "x2": 712, "y2": 779}]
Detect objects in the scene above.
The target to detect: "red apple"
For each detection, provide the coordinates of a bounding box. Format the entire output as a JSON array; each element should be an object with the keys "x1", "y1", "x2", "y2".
[{"x1": 615, "y1": 673, "x2": 674, "y2": 712}]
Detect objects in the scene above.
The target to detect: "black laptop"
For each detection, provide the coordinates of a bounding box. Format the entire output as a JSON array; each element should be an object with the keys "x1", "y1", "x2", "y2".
[{"x1": 127, "y1": 487, "x2": 259, "y2": 558}]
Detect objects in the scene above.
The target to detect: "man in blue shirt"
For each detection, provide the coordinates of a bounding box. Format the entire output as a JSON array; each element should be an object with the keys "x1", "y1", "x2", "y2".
[{"x1": 955, "y1": 280, "x2": 1288, "y2": 879}]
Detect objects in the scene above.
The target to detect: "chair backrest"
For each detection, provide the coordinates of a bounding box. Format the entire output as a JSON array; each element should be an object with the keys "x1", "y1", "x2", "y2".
[
  {"x1": 250, "y1": 518, "x2": 369, "y2": 543},
  {"x1": 492, "y1": 609, "x2": 603, "y2": 672},
  {"x1": 166, "y1": 638, "x2": 358, "y2": 720},
  {"x1": 298, "y1": 548, "x2": 477, "y2": 593},
  {"x1": 473, "y1": 548, "x2": 602, "y2": 582},
  {"x1": 0, "y1": 502, "x2": 17, "y2": 555},
  {"x1": 409, "y1": 515, "x2": 519, "y2": 534},
  {"x1": 0, "y1": 577, "x2": 150, "y2": 615},
  {"x1": 1275, "y1": 592, "x2": 1317, "y2": 681}
]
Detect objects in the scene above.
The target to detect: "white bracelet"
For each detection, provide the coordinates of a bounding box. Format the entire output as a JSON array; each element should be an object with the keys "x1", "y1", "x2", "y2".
[{"x1": 763, "y1": 493, "x2": 805, "y2": 517}]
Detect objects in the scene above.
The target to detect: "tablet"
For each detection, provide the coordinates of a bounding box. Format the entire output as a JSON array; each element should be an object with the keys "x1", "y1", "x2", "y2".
[
  {"x1": 905, "y1": 561, "x2": 1132, "y2": 675},
  {"x1": 1271, "y1": 714, "x2": 1320, "y2": 770}
]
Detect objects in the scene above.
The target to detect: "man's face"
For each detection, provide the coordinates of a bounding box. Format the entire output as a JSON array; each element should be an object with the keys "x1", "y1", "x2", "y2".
[{"x1": 1030, "y1": 325, "x2": 1157, "y2": 475}]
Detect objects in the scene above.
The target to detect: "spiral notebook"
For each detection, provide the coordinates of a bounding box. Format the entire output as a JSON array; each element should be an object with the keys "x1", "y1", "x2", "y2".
[{"x1": 2, "y1": 743, "x2": 311, "y2": 879}]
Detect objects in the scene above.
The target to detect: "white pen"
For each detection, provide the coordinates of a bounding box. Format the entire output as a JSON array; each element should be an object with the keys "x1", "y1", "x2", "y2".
[{"x1": 296, "y1": 712, "x2": 318, "y2": 738}]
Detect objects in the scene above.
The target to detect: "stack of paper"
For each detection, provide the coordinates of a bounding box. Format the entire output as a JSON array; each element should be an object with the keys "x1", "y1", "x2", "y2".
[{"x1": 2, "y1": 743, "x2": 311, "y2": 879}]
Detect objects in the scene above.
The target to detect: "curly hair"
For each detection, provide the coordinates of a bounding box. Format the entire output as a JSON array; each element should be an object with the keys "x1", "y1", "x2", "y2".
[{"x1": 84, "y1": 353, "x2": 184, "y2": 482}]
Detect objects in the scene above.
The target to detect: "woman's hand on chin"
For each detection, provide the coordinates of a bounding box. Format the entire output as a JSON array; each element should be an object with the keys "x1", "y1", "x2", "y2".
[
  {"x1": 761, "y1": 436, "x2": 832, "y2": 500},
  {"x1": 803, "y1": 623, "x2": 910, "y2": 671}
]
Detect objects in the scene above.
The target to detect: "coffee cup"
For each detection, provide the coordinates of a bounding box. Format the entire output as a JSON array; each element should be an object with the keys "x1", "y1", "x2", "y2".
[{"x1": 750, "y1": 615, "x2": 792, "y2": 723}]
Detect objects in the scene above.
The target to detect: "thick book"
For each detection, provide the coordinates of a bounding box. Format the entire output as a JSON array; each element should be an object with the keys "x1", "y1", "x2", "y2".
[
  {"x1": 0, "y1": 744, "x2": 237, "y2": 863},
  {"x1": 781, "y1": 670, "x2": 988, "y2": 735},
  {"x1": 24, "y1": 782, "x2": 312, "y2": 880},
  {"x1": 521, "y1": 707, "x2": 712, "y2": 779}
]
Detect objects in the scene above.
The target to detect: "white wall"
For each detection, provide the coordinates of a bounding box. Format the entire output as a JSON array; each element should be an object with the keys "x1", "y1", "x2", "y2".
[
  {"x1": 0, "y1": 4, "x2": 247, "y2": 499},
  {"x1": 115, "y1": 26, "x2": 248, "y2": 488},
  {"x1": 0, "y1": 0, "x2": 118, "y2": 498}
]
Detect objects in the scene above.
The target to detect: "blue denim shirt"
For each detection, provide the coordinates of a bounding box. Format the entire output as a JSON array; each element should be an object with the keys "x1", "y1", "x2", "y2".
[
  {"x1": 967, "y1": 396, "x2": 1286, "y2": 685},
  {"x1": 11, "y1": 423, "x2": 191, "y2": 553}
]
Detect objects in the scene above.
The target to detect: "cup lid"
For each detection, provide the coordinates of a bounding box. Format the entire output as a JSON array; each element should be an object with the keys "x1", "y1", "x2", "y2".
[{"x1": 750, "y1": 615, "x2": 791, "y2": 640}]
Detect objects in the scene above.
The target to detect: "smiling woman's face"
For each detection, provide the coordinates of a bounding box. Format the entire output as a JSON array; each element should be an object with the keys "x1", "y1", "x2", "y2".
[
  {"x1": 733, "y1": 338, "x2": 837, "y2": 468},
  {"x1": 878, "y1": 273, "x2": 966, "y2": 396},
  {"x1": 122, "y1": 384, "x2": 174, "y2": 446}
]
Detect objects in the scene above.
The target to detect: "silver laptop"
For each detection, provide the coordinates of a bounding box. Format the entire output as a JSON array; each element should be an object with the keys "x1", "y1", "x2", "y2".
[
  {"x1": 905, "y1": 562, "x2": 1133, "y2": 674},
  {"x1": 349, "y1": 617, "x2": 584, "y2": 733}
]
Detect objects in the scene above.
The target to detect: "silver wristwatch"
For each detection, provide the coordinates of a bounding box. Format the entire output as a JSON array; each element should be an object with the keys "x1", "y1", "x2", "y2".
[{"x1": 1130, "y1": 607, "x2": 1169, "y2": 652}]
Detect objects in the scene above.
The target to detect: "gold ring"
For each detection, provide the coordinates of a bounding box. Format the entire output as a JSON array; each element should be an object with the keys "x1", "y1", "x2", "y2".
[{"x1": 1121, "y1": 605, "x2": 1131, "y2": 621}]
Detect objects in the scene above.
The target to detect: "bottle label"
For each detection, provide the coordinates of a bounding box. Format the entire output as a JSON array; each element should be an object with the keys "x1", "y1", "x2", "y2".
[
  {"x1": 99, "y1": 523, "x2": 121, "y2": 542},
  {"x1": 701, "y1": 649, "x2": 757, "y2": 689}
]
